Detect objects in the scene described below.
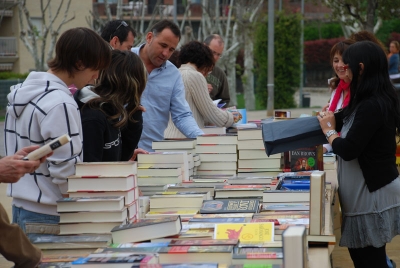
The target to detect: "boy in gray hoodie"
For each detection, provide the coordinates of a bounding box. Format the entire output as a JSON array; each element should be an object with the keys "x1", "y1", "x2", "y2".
[{"x1": 4, "y1": 27, "x2": 111, "y2": 240}]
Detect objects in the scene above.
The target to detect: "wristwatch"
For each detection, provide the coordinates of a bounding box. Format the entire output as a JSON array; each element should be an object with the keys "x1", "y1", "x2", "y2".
[{"x1": 325, "y1": 129, "x2": 338, "y2": 140}]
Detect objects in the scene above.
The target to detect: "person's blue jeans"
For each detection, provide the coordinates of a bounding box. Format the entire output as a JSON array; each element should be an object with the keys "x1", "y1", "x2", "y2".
[{"x1": 12, "y1": 205, "x2": 59, "y2": 241}]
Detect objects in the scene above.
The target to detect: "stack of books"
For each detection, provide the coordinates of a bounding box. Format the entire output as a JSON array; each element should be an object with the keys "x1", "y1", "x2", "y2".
[
  {"x1": 58, "y1": 162, "x2": 139, "y2": 235},
  {"x1": 195, "y1": 134, "x2": 238, "y2": 176},
  {"x1": 137, "y1": 152, "x2": 190, "y2": 195},
  {"x1": 237, "y1": 127, "x2": 283, "y2": 176},
  {"x1": 152, "y1": 139, "x2": 198, "y2": 175},
  {"x1": 145, "y1": 191, "x2": 210, "y2": 220},
  {"x1": 323, "y1": 152, "x2": 336, "y2": 170},
  {"x1": 153, "y1": 138, "x2": 197, "y2": 154}
]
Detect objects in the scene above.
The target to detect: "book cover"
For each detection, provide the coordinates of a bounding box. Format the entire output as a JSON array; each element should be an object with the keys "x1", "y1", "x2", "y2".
[
  {"x1": 290, "y1": 146, "x2": 323, "y2": 172},
  {"x1": 192, "y1": 213, "x2": 254, "y2": 219},
  {"x1": 199, "y1": 199, "x2": 260, "y2": 214},
  {"x1": 189, "y1": 217, "x2": 250, "y2": 223},
  {"x1": 159, "y1": 245, "x2": 233, "y2": 253},
  {"x1": 214, "y1": 223, "x2": 274, "y2": 242},
  {"x1": 169, "y1": 239, "x2": 238, "y2": 246},
  {"x1": 232, "y1": 246, "x2": 283, "y2": 259},
  {"x1": 75, "y1": 161, "x2": 137, "y2": 176},
  {"x1": 111, "y1": 216, "x2": 180, "y2": 232}
]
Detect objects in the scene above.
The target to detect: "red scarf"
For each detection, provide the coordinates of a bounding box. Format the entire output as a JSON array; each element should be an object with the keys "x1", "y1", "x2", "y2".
[{"x1": 329, "y1": 80, "x2": 350, "y2": 112}]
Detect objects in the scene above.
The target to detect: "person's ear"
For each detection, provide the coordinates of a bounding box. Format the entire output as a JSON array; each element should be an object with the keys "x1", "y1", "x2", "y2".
[
  {"x1": 146, "y1": 32, "x2": 153, "y2": 44},
  {"x1": 110, "y1": 36, "x2": 119, "y2": 49},
  {"x1": 359, "y1": 63, "x2": 364, "y2": 75}
]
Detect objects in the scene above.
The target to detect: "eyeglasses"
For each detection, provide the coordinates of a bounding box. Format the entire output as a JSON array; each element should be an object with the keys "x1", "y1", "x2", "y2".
[
  {"x1": 211, "y1": 49, "x2": 223, "y2": 58},
  {"x1": 110, "y1": 21, "x2": 128, "y2": 41}
]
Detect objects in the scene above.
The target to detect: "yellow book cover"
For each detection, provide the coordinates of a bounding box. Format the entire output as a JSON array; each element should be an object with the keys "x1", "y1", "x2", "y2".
[{"x1": 213, "y1": 222, "x2": 274, "y2": 242}]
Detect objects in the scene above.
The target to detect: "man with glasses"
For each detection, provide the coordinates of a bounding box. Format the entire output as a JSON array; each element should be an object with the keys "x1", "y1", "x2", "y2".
[
  {"x1": 131, "y1": 20, "x2": 204, "y2": 151},
  {"x1": 101, "y1": 20, "x2": 136, "y2": 51},
  {"x1": 204, "y1": 34, "x2": 231, "y2": 107}
]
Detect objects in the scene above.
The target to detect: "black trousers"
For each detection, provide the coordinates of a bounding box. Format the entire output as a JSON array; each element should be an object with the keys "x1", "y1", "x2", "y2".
[{"x1": 348, "y1": 244, "x2": 388, "y2": 268}]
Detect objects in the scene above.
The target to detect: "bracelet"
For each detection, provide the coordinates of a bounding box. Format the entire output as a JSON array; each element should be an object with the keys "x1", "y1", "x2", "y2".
[{"x1": 325, "y1": 129, "x2": 338, "y2": 140}]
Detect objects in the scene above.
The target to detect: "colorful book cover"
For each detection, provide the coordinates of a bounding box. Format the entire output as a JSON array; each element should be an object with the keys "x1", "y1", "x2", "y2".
[
  {"x1": 159, "y1": 245, "x2": 233, "y2": 253},
  {"x1": 169, "y1": 239, "x2": 238, "y2": 246},
  {"x1": 193, "y1": 213, "x2": 254, "y2": 219},
  {"x1": 214, "y1": 223, "x2": 274, "y2": 242},
  {"x1": 290, "y1": 146, "x2": 323, "y2": 172},
  {"x1": 232, "y1": 247, "x2": 283, "y2": 259},
  {"x1": 200, "y1": 199, "x2": 260, "y2": 214},
  {"x1": 189, "y1": 217, "x2": 249, "y2": 223}
]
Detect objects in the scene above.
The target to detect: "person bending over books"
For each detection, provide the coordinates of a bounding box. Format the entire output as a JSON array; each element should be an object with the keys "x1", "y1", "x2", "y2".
[
  {"x1": 164, "y1": 41, "x2": 240, "y2": 138},
  {"x1": 75, "y1": 50, "x2": 148, "y2": 162},
  {"x1": 318, "y1": 41, "x2": 400, "y2": 268},
  {"x1": 0, "y1": 146, "x2": 52, "y2": 267},
  {"x1": 4, "y1": 28, "x2": 111, "y2": 240}
]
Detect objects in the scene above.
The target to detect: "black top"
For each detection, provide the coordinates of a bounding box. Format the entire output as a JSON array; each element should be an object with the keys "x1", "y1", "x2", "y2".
[
  {"x1": 120, "y1": 110, "x2": 143, "y2": 160},
  {"x1": 333, "y1": 99, "x2": 399, "y2": 192},
  {"x1": 75, "y1": 92, "x2": 122, "y2": 162}
]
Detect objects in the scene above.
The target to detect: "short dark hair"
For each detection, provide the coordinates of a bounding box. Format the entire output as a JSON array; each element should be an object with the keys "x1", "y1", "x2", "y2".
[
  {"x1": 89, "y1": 50, "x2": 147, "y2": 128},
  {"x1": 150, "y1": 20, "x2": 181, "y2": 40},
  {"x1": 101, "y1": 20, "x2": 136, "y2": 43},
  {"x1": 204, "y1": 34, "x2": 224, "y2": 46},
  {"x1": 48, "y1": 27, "x2": 111, "y2": 76},
  {"x1": 179, "y1": 41, "x2": 214, "y2": 71}
]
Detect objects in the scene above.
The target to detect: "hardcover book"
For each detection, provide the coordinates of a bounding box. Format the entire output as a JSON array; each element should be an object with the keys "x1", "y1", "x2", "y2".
[
  {"x1": 282, "y1": 226, "x2": 308, "y2": 268},
  {"x1": 231, "y1": 246, "x2": 283, "y2": 265},
  {"x1": 169, "y1": 239, "x2": 238, "y2": 246},
  {"x1": 111, "y1": 216, "x2": 182, "y2": 244},
  {"x1": 31, "y1": 234, "x2": 111, "y2": 250},
  {"x1": 56, "y1": 196, "x2": 124, "y2": 212},
  {"x1": 152, "y1": 139, "x2": 196, "y2": 150},
  {"x1": 290, "y1": 146, "x2": 323, "y2": 172},
  {"x1": 199, "y1": 199, "x2": 260, "y2": 214},
  {"x1": 214, "y1": 185, "x2": 269, "y2": 199},
  {"x1": 75, "y1": 161, "x2": 137, "y2": 176},
  {"x1": 67, "y1": 174, "x2": 136, "y2": 192},
  {"x1": 68, "y1": 187, "x2": 138, "y2": 205},
  {"x1": 158, "y1": 246, "x2": 233, "y2": 264},
  {"x1": 196, "y1": 134, "x2": 238, "y2": 145}
]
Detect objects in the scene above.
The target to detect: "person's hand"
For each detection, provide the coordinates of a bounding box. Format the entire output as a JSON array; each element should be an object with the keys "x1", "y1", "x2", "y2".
[
  {"x1": 231, "y1": 111, "x2": 242, "y2": 123},
  {"x1": 322, "y1": 103, "x2": 329, "y2": 113},
  {"x1": 207, "y1": 84, "x2": 213, "y2": 94},
  {"x1": 0, "y1": 145, "x2": 50, "y2": 184},
  {"x1": 323, "y1": 147, "x2": 328, "y2": 154},
  {"x1": 317, "y1": 111, "x2": 336, "y2": 133},
  {"x1": 139, "y1": 105, "x2": 146, "y2": 112},
  {"x1": 129, "y1": 148, "x2": 149, "y2": 161}
]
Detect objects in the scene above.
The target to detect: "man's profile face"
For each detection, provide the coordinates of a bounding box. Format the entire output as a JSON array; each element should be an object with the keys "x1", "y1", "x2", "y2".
[
  {"x1": 146, "y1": 28, "x2": 179, "y2": 68},
  {"x1": 114, "y1": 31, "x2": 135, "y2": 51},
  {"x1": 208, "y1": 38, "x2": 224, "y2": 62}
]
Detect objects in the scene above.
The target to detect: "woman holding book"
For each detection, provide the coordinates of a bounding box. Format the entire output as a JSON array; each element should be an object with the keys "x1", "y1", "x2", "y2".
[
  {"x1": 318, "y1": 41, "x2": 400, "y2": 268},
  {"x1": 164, "y1": 41, "x2": 240, "y2": 139},
  {"x1": 75, "y1": 50, "x2": 148, "y2": 161}
]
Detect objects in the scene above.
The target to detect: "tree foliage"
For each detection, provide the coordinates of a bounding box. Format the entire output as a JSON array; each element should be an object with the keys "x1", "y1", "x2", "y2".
[
  {"x1": 325, "y1": 0, "x2": 400, "y2": 35},
  {"x1": 254, "y1": 12, "x2": 301, "y2": 109},
  {"x1": 304, "y1": 22, "x2": 343, "y2": 41}
]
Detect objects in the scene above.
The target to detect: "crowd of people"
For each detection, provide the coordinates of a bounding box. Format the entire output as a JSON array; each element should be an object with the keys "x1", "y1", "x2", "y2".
[{"x1": 1, "y1": 18, "x2": 400, "y2": 268}]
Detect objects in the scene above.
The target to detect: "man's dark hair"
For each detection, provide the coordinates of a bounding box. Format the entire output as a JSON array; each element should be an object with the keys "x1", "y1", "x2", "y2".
[
  {"x1": 203, "y1": 34, "x2": 224, "y2": 46},
  {"x1": 101, "y1": 20, "x2": 136, "y2": 43},
  {"x1": 179, "y1": 41, "x2": 214, "y2": 71},
  {"x1": 150, "y1": 20, "x2": 181, "y2": 40},
  {"x1": 48, "y1": 27, "x2": 111, "y2": 76}
]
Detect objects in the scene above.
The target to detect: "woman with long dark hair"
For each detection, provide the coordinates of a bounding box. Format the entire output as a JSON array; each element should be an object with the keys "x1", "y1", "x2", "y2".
[
  {"x1": 318, "y1": 41, "x2": 400, "y2": 267},
  {"x1": 75, "y1": 50, "x2": 147, "y2": 161}
]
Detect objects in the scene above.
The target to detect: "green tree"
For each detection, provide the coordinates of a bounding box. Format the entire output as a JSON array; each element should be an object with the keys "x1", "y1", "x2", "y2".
[
  {"x1": 325, "y1": 0, "x2": 400, "y2": 35},
  {"x1": 254, "y1": 12, "x2": 301, "y2": 109}
]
